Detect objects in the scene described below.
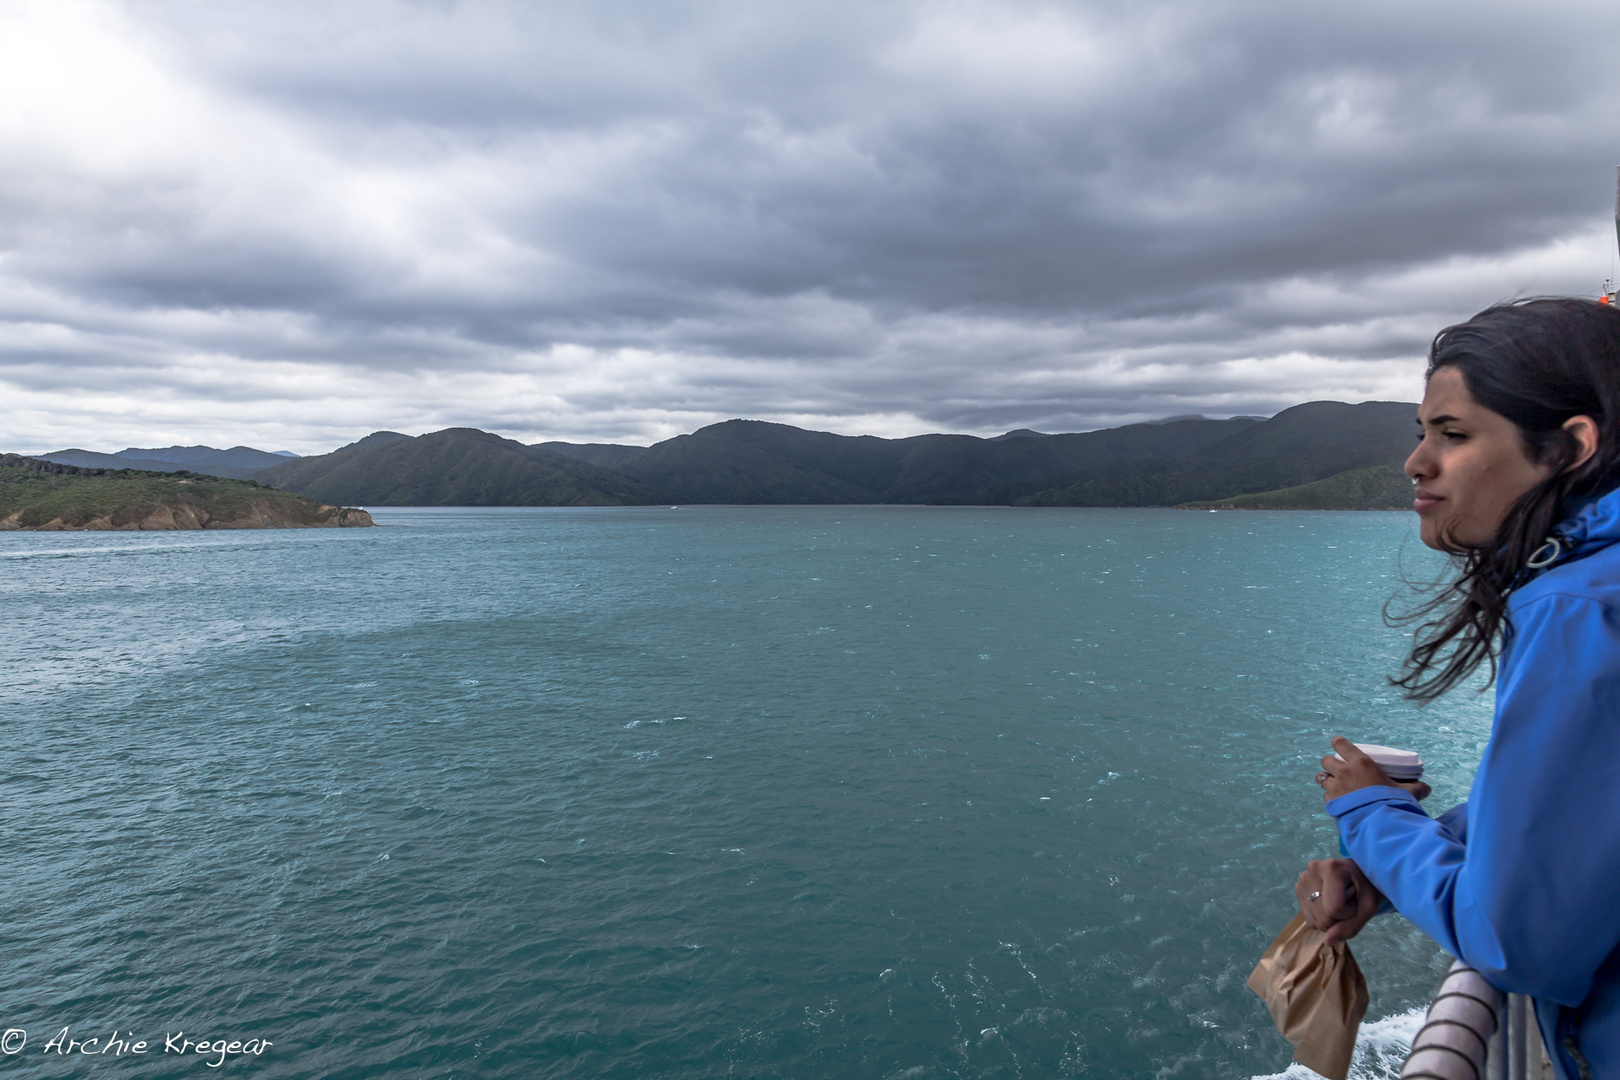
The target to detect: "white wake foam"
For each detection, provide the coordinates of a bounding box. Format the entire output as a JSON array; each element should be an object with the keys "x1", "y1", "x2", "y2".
[{"x1": 1249, "y1": 1007, "x2": 1427, "y2": 1080}]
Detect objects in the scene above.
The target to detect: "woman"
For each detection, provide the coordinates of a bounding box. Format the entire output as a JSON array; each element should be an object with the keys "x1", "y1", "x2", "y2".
[{"x1": 1296, "y1": 298, "x2": 1620, "y2": 1079}]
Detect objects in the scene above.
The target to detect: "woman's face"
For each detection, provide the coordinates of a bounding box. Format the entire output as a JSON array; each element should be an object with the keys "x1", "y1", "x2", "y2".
[{"x1": 1405, "y1": 366, "x2": 1553, "y2": 550}]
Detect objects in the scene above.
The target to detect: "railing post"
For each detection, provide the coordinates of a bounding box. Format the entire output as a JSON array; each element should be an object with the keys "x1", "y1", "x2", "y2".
[
  {"x1": 1509, "y1": 994, "x2": 1528, "y2": 1079},
  {"x1": 1487, "y1": 1012, "x2": 1507, "y2": 1080},
  {"x1": 1519, "y1": 998, "x2": 1548, "y2": 1080}
]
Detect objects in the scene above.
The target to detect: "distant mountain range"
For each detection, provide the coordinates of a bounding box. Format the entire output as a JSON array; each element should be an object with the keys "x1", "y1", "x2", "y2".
[
  {"x1": 26, "y1": 401, "x2": 1421, "y2": 509},
  {"x1": 253, "y1": 429, "x2": 660, "y2": 507},
  {"x1": 37, "y1": 444, "x2": 298, "y2": 479}
]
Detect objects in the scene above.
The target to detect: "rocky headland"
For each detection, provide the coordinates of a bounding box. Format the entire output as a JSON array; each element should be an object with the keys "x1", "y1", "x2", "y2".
[{"x1": 0, "y1": 456, "x2": 374, "y2": 531}]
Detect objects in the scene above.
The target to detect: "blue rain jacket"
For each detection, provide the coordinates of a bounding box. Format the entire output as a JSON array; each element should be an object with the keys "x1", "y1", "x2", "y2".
[{"x1": 1328, "y1": 485, "x2": 1620, "y2": 1080}]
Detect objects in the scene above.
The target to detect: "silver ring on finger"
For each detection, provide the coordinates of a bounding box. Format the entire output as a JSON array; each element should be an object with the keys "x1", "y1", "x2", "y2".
[
  {"x1": 1316, "y1": 770, "x2": 1331, "y2": 785},
  {"x1": 1308, "y1": 891, "x2": 1321, "y2": 902}
]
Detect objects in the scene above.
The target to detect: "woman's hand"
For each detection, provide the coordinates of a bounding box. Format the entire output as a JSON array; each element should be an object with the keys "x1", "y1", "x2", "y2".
[
  {"x1": 1295, "y1": 858, "x2": 1384, "y2": 946},
  {"x1": 1316, "y1": 736, "x2": 1432, "y2": 803}
]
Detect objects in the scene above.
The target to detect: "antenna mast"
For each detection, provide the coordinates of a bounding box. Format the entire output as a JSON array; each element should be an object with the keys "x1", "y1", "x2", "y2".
[{"x1": 1606, "y1": 165, "x2": 1620, "y2": 303}]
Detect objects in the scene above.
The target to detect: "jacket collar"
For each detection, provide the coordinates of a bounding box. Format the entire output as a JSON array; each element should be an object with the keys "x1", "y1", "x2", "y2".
[{"x1": 1552, "y1": 484, "x2": 1620, "y2": 559}]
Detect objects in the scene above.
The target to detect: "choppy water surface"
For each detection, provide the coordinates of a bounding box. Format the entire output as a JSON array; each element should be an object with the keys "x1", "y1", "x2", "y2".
[{"x1": 0, "y1": 507, "x2": 1492, "y2": 1079}]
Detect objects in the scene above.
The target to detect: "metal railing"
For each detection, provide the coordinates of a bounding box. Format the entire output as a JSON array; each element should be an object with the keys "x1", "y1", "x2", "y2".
[{"x1": 1401, "y1": 960, "x2": 1551, "y2": 1079}]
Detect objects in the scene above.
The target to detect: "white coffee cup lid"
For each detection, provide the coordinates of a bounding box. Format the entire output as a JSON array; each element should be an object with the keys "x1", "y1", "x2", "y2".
[{"x1": 1333, "y1": 742, "x2": 1424, "y2": 778}]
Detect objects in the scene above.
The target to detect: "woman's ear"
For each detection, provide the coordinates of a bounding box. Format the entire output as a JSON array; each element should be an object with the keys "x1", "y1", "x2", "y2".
[{"x1": 1562, "y1": 415, "x2": 1600, "y2": 472}]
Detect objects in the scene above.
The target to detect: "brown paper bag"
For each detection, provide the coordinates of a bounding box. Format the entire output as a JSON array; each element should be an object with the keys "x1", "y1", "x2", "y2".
[{"x1": 1246, "y1": 914, "x2": 1370, "y2": 1080}]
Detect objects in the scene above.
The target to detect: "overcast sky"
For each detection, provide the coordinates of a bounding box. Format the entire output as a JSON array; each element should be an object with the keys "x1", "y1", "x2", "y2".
[{"x1": 2, "y1": 0, "x2": 1617, "y2": 454}]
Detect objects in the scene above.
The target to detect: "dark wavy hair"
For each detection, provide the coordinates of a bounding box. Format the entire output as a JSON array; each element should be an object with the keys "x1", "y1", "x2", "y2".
[{"x1": 1393, "y1": 298, "x2": 1620, "y2": 701}]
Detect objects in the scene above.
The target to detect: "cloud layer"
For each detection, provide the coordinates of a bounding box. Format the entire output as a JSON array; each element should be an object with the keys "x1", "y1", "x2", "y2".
[{"x1": 2, "y1": 0, "x2": 1617, "y2": 453}]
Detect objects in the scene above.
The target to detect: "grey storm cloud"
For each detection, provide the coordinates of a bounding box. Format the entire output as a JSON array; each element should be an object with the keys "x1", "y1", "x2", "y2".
[{"x1": 1, "y1": 0, "x2": 1616, "y2": 453}]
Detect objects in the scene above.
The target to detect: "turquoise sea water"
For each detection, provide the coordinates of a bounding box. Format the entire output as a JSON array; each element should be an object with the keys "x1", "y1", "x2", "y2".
[{"x1": 0, "y1": 507, "x2": 1493, "y2": 1079}]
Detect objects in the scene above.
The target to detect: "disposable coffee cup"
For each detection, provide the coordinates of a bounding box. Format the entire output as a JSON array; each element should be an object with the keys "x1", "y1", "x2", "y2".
[{"x1": 1332, "y1": 742, "x2": 1424, "y2": 781}]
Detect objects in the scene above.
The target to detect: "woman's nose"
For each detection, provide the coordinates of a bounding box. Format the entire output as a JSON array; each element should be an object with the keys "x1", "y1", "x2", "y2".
[{"x1": 1404, "y1": 440, "x2": 1433, "y2": 480}]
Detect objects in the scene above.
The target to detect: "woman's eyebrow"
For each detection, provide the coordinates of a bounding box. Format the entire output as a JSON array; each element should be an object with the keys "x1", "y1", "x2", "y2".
[{"x1": 1418, "y1": 413, "x2": 1462, "y2": 426}]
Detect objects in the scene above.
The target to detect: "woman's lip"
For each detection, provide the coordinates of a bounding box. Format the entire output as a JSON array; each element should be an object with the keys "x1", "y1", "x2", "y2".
[{"x1": 1413, "y1": 495, "x2": 1442, "y2": 512}]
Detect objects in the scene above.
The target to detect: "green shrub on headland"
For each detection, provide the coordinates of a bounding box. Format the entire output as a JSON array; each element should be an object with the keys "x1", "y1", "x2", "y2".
[{"x1": 0, "y1": 456, "x2": 374, "y2": 530}]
